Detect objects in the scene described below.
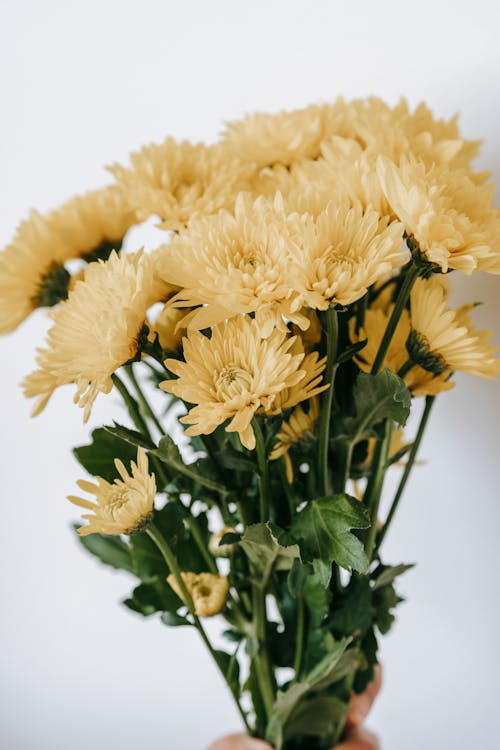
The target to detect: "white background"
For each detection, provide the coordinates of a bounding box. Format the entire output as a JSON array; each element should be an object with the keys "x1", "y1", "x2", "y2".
[{"x1": 1, "y1": 2, "x2": 500, "y2": 749}]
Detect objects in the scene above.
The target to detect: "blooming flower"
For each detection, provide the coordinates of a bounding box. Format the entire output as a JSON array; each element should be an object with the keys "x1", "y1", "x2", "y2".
[
  {"x1": 167, "y1": 572, "x2": 229, "y2": 617},
  {"x1": 109, "y1": 138, "x2": 250, "y2": 230},
  {"x1": 407, "y1": 278, "x2": 500, "y2": 378},
  {"x1": 288, "y1": 200, "x2": 405, "y2": 310},
  {"x1": 23, "y1": 251, "x2": 164, "y2": 420},
  {"x1": 376, "y1": 155, "x2": 500, "y2": 274},
  {"x1": 160, "y1": 315, "x2": 327, "y2": 450},
  {"x1": 155, "y1": 192, "x2": 308, "y2": 335},
  {"x1": 270, "y1": 398, "x2": 320, "y2": 482},
  {"x1": 0, "y1": 186, "x2": 138, "y2": 334},
  {"x1": 68, "y1": 448, "x2": 156, "y2": 536}
]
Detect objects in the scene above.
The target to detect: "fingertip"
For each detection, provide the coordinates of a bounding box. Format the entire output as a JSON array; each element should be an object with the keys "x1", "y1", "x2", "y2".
[{"x1": 207, "y1": 734, "x2": 272, "y2": 750}]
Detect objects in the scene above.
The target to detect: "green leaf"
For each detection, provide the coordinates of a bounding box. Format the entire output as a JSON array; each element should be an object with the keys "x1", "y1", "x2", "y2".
[
  {"x1": 123, "y1": 579, "x2": 181, "y2": 617},
  {"x1": 291, "y1": 495, "x2": 370, "y2": 574},
  {"x1": 338, "y1": 370, "x2": 411, "y2": 440},
  {"x1": 161, "y1": 611, "x2": 190, "y2": 627},
  {"x1": 353, "y1": 627, "x2": 379, "y2": 693},
  {"x1": 266, "y1": 637, "x2": 352, "y2": 750},
  {"x1": 154, "y1": 435, "x2": 229, "y2": 495},
  {"x1": 104, "y1": 422, "x2": 156, "y2": 450},
  {"x1": 331, "y1": 576, "x2": 374, "y2": 638},
  {"x1": 374, "y1": 582, "x2": 403, "y2": 635},
  {"x1": 284, "y1": 695, "x2": 348, "y2": 743},
  {"x1": 239, "y1": 523, "x2": 300, "y2": 587},
  {"x1": 75, "y1": 530, "x2": 135, "y2": 574},
  {"x1": 214, "y1": 650, "x2": 241, "y2": 699},
  {"x1": 73, "y1": 428, "x2": 138, "y2": 482},
  {"x1": 372, "y1": 563, "x2": 415, "y2": 590},
  {"x1": 336, "y1": 339, "x2": 367, "y2": 365}
]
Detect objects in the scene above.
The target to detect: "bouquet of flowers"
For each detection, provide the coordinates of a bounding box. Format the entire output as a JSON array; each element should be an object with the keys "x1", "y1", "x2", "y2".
[{"x1": 2, "y1": 97, "x2": 499, "y2": 750}]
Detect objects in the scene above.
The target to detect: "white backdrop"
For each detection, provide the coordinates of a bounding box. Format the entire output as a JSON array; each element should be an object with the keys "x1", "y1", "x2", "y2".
[{"x1": 1, "y1": 2, "x2": 500, "y2": 749}]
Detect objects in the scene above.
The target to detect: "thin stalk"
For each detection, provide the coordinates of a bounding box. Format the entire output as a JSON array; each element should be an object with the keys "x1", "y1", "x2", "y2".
[
  {"x1": 146, "y1": 522, "x2": 251, "y2": 733},
  {"x1": 125, "y1": 364, "x2": 165, "y2": 437},
  {"x1": 253, "y1": 419, "x2": 269, "y2": 522},
  {"x1": 364, "y1": 420, "x2": 394, "y2": 561},
  {"x1": 112, "y1": 372, "x2": 149, "y2": 435},
  {"x1": 293, "y1": 596, "x2": 306, "y2": 680},
  {"x1": 371, "y1": 264, "x2": 420, "y2": 375},
  {"x1": 376, "y1": 396, "x2": 435, "y2": 553},
  {"x1": 186, "y1": 515, "x2": 218, "y2": 574},
  {"x1": 317, "y1": 306, "x2": 339, "y2": 496},
  {"x1": 252, "y1": 584, "x2": 275, "y2": 719},
  {"x1": 397, "y1": 359, "x2": 416, "y2": 379}
]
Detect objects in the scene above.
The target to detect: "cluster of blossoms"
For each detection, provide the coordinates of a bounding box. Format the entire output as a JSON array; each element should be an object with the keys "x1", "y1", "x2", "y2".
[{"x1": 2, "y1": 96, "x2": 500, "y2": 748}]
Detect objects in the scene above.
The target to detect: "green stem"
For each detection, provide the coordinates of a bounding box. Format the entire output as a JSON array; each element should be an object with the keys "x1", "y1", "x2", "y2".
[
  {"x1": 371, "y1": 264, "x2": 420, "y2": 375},
  {"x1": 376, "y1": 396, "x2": 435, "y2": 553},
  {"x1": 364, "y1": 420, "x2": 394, "y2": 561},
  {"x1": 317, "y1": 306, "x2": 339, "y2": 496},
  {"x1": 252, "y1": 584, "x2": 275, "y2": 719},
  {"x1": 186, "y1": 515, "x2": 218, "y2": 574},
  {"x1": 397, "y1": 359, "x2": 416, "y2": 379},
  {"x1": 253, "y1": 419, "x2": 270, "y2": 522},
  {"x1": 146, "y1": 522, "x2": 252, "y2": 733},
  {"x1": 112, "y1": 372, "x2": 149, "y2": 435},
  {"x1": 293, "y1": 596, "x2": 305, "y2": 680},
  {"x1": 125, "y1": 364, "x2": 166, "y2": 437}
]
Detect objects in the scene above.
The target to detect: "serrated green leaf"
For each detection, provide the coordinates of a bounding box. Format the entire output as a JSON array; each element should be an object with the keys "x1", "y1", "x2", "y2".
[
  {"x1": 73, "y1": 428, "x2": 138, "y2": 482},
  {"x1": 291, "y1": 495, "x2": 370, "y2": 574},
  {"x1": 331, "y1": 576, "x2": 374, "y2": 638},
  {"x1": 374, "y1": 582, "x2": 404, "y2": 635},
  {"x1": 338, "y1": 370, "x2": 411, "y2": 440},
  {"x1": 372, "y1": 563, "x2": 415, "y2": 590},
  {"x1": 76, "y1": 530, "x2": 134, "y2": 574},
  {"x1": 239, "y1": 523, "x2": 300, "y2": 587}
]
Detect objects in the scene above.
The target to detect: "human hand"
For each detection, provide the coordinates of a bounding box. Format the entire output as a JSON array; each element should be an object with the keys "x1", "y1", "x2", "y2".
[{"x1": 207, "y1": 666, "x2": 381, "y2": 750}]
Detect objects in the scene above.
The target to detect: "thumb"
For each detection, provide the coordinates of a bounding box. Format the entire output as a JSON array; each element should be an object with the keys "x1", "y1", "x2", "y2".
[{"x1": 207, "y1": 734, "x2": 272, "y2": 750}]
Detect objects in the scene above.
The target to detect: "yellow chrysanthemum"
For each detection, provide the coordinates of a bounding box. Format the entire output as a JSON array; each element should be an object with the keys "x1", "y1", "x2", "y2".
[
  {"x1": 167, "y1": 572, "x2": 229, "y2": 617},
  {"x1": 270, "y1": 398, "x2": 320, "y2": 482},
  {"x1": 407, "y1": 277, "x2": 500, "y2": 378},
  {"x1": 222, "y1": 102, "x2": 349, "y2": 168},
  {"x1": 350, "y1": 305, "x2": 454, "y2": 397},
  {"x1": 155, "y1": 193, "x2": 308, "y2": 335},
  {"x1": 288, "y1": 200, "x2": 405, "y2": 310},
  {"x1": 0, "y1": 186, "x2": 138, "y2": 334},
  {"x1": 160, "y1": 315, "x2": 327, "y2": 450},
  {"x1": 68, "y1": 448, "x2": 155, "y2": 537},
  {"x1": 377, "y1": 155, "x2": 500, "y2": 274},
  {"x1": 23, "y1": 251, "x2": 164, "y2": 420},
  {"x1": 109, "y1": 138, "x2": 250, "y2": 231},
  {"x1": 150, "y1": 303, "x2": 187, "y2": 352}
]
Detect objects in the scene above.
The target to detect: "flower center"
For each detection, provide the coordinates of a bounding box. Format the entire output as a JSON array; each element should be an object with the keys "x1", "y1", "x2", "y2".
[
  {"x1": 214, "y1": 364, "x2": 253, "y2": 400},
  {"x1": 106, "y1": 486, "x2": 130, "y2": 519}
]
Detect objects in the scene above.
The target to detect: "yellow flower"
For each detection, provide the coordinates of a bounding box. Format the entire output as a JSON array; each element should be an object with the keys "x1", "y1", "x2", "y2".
[
  {"x1": 289, "y1": 200, "x2": 405, "y2": 310},
  {"x1": 350, "y1": 305, "x2": 454, "y2": 397},
  {"x1": 23, "y1": 251, "x2": 163, "y2": 420},
  {"x1": 68, "y1": 448, "x2": 156, "y2": 536},
  {"x1": 150, "y1": 303, "x2": 187, "y2": 352},
  {"x1": 109, "y1": 138, "x2": 250, "y2": 231},
  {"x1": 291, "y1": 309, "x2": 322, "y2": 352},
  {"x1": 0, "y1": 186, "x2": 138, "y2": 334},
  {"x1": 160, "y1": 315, "x2": 327, "y2": 450},
  {"x1": 408, "y1": 277, "x2": 500, "y2": 378},
  {"x1": 270, "y1": 398, "x2": 320, "y2": 482},
  {"x1": 155, "y1": 192, "x2": 308, "y2": 335},
  {"x1": 376, "y1": 155, "x2": 500, "y2": 274},
  {"x1": 222, "y1": 102, "x2": 347, "y2": 168},
  {"x1": 167, "y1": 572, "x2": 229, "y2": 617}
]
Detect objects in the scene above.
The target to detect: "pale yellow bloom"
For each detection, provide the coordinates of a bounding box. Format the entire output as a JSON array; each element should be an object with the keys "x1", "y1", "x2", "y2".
[
  {"x1": 0, "y1": 186, "x2": 138, "y2": 334},
  {"x1": 167, "y1": 572, "x2": 229, "y2": 617},
  {"x1": 160, "y1": 315, "x2": 327, "y2": 450},
  {"x1": 155, "y1": 193, "x2": 308, "y2": 335},
  {"x1": 109, "y1": 138, "x2": 250, "y2": 230},
  {"x1": 150, "y1": 303, "x2": 187, "y2": 352},
  {"x1": 23, "y1": 251, "x2": 164, "y2": 420},
  {"x1": 408, "y1": 278, "x2": 500, "y2": 378},
  {"x1": 222, "y1": 102, "x2": 348, "y2": 168},
  {"x1": 377, "y1": 155, "x2": 500, "y2": 274},
  {"x1": 350, "y1": 305, "x2": 454, "y2": 397},
  {"x1": 288, "y1": 200, "x2": 405, "y2": 310},
  {"x1": 68, "y1": 448, "x2": 156, "y2": 536},
  {"x1": 270, "y1": 398, "x2": 320, "y2": 482},
  {"x1": 291, "y1": 309, "x2": 322, "y2": 352}
]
